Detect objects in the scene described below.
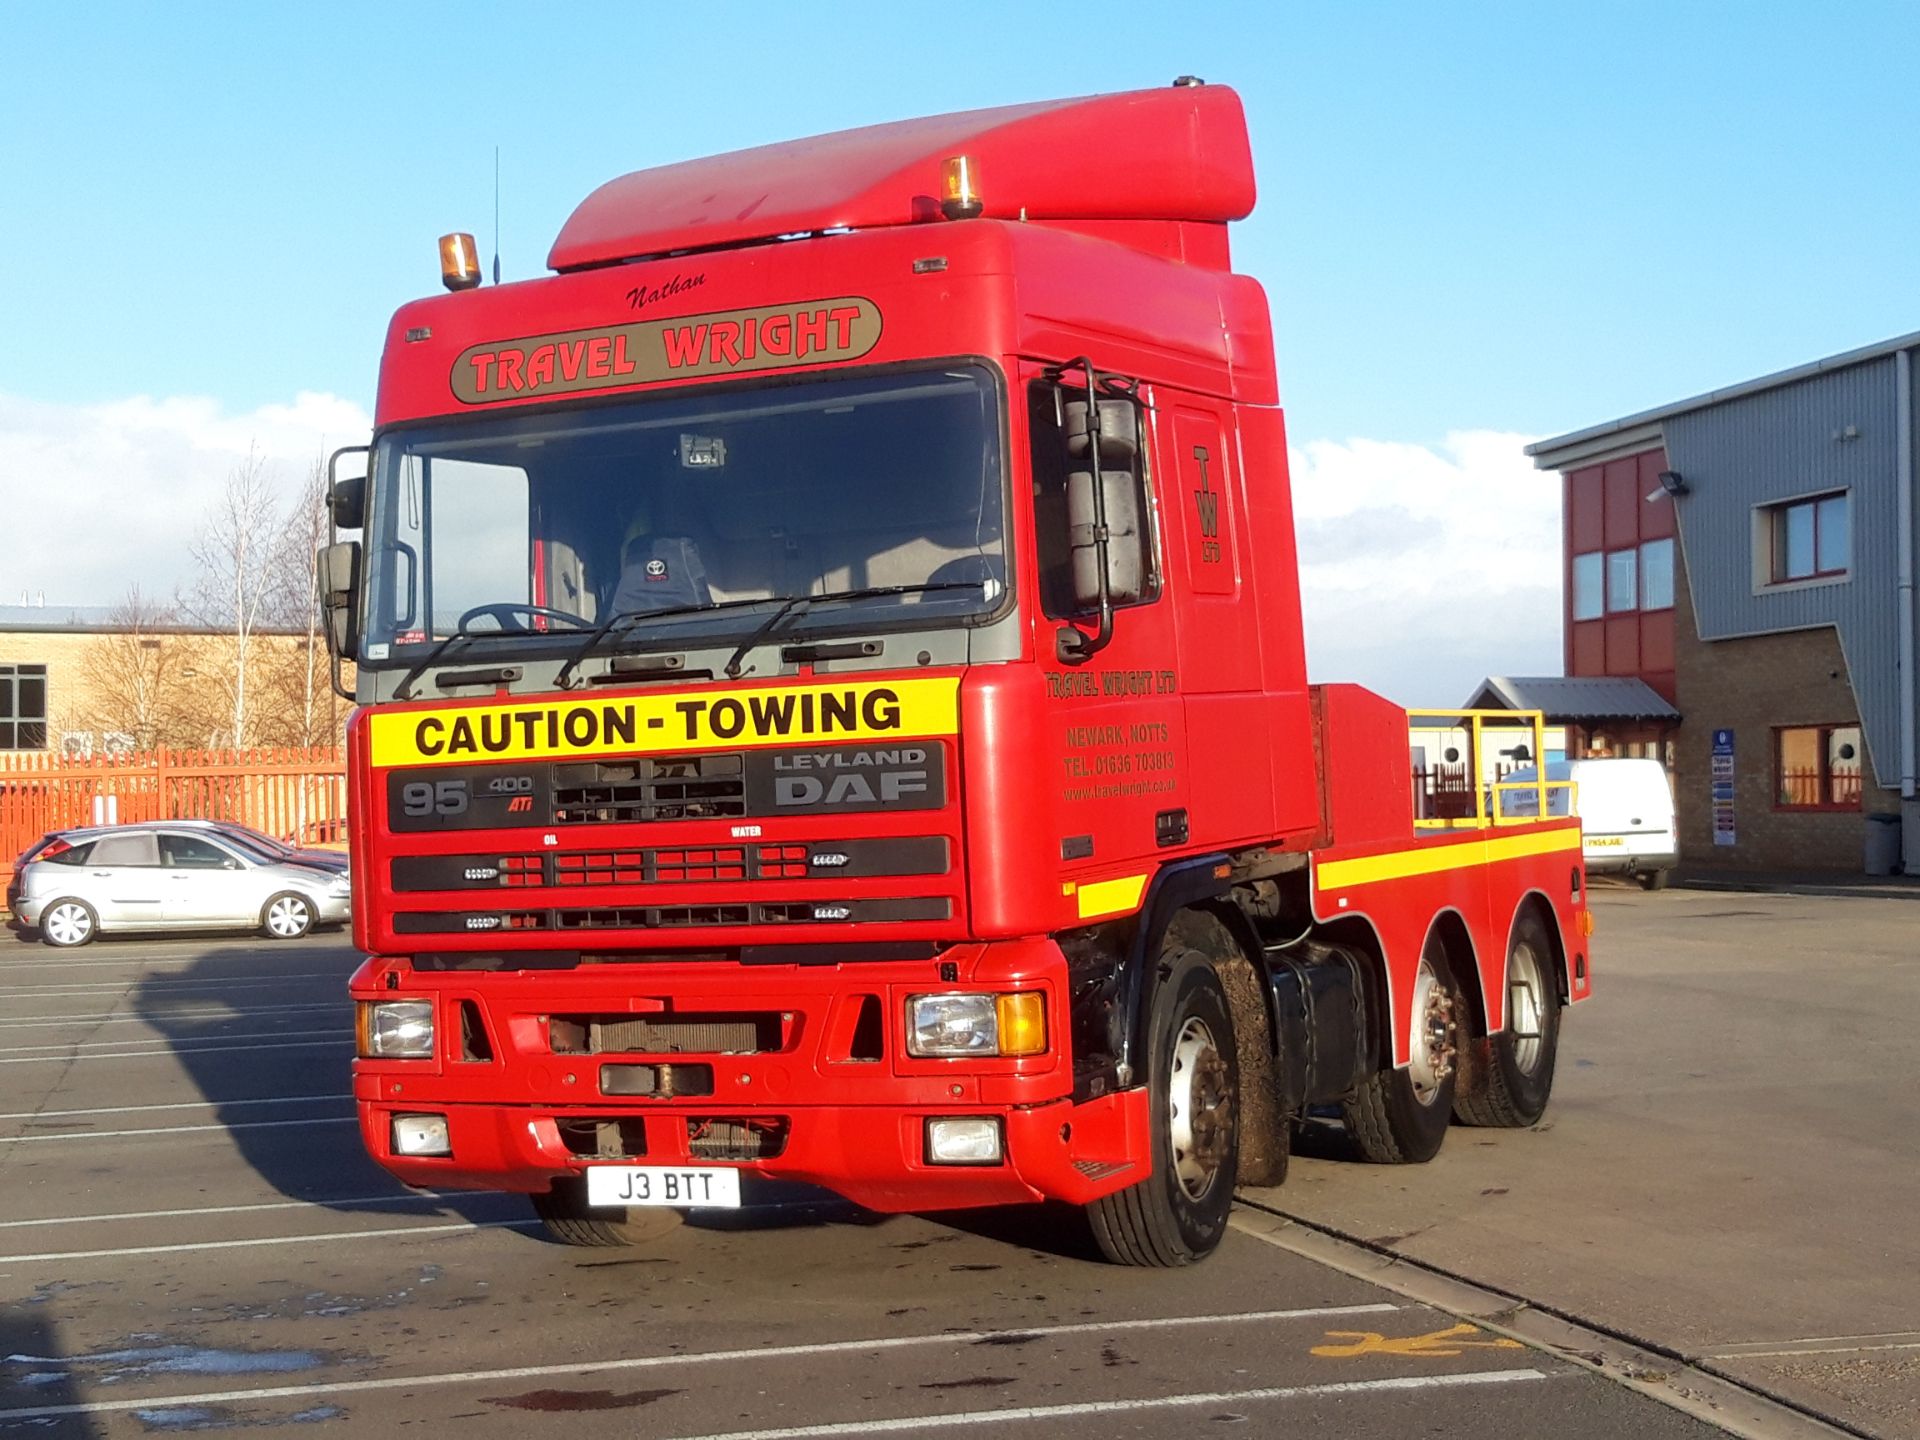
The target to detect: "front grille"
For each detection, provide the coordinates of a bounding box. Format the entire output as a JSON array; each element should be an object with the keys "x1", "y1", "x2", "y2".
[
  {"x1": 390, "y1": 838, "x2": 950, "y2": 893},
  {"x1": 688, "y1": 1117, "x2": 788, "y2": 1160},
  {"x1": 550, "y1": 1013, "x2": 781, "y2": 1055},
  {"x1": 553, "y1": 755, "x2": 745, "y2": 824}
]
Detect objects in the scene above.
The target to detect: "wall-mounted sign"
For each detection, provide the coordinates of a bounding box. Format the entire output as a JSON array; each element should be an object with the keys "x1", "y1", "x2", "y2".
[{"x1": 1711, "y1": 728, "x2": 1736, "y2": 847}]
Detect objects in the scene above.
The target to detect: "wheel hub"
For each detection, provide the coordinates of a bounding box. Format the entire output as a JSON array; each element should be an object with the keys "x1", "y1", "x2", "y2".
[
  {"x1": 1407, "y1": 959, "x2": 1457, "y2": 1105},
  {"x1": 1168, "y1": 1015, "x2": 1234, "y2": 1198},
  {"x1": 1507, "y1": 941, "x2": 1546, "y2": 1075}
]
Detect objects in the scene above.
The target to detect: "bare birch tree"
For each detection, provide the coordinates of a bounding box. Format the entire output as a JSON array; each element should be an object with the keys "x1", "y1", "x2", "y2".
[
  {"x1": 184, "y1": 447, "x2": 286, "y2": 747},
  {"x1": 77, "y1": 586, "x2": 191, "y2": 749}
]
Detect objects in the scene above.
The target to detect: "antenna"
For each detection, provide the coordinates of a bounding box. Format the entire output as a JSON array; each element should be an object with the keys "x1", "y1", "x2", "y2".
[{"x1": 492, "y1": 146, "x2": 501, "y2": 286}]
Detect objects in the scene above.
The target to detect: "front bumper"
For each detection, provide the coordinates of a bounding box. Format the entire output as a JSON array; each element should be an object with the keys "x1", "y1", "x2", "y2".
[
  {"x1": 349, "y1": 938, "x2": 1152, "y2": 1211},
  {"x1": 354, "y1": 1089, "x2": 1150, "y2": 1211}
]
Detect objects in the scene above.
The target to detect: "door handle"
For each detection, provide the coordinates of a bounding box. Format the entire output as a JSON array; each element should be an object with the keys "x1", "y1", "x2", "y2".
[{"x1": 91, "y1": 871, "x2": 112, "y2": 877}]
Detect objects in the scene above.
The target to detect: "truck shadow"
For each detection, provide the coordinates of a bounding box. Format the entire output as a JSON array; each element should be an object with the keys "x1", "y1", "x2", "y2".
[
  {"x1": 0, "y1": 1302, "x2": 108, "y2": 1439},
  {"x1": 127, "y1": 938, "x2": 508, "y2": 1225}
]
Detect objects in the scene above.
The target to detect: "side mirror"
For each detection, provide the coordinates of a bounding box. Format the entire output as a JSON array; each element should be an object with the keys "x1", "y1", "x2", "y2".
[
  {"x1": 329, "y1": 475, "x2": 366, "y2": 531},
  {"x1": 316, "y1": 541, "x2": 361, "y2": 660},
  {"x1": 327, "y1": 445, "x2": 371, "y2": 535},
  {"x1": 1065, "y1": 469, "x2": 1146, "y2": 610},
  {"x1": 224, "y1": 858, "x2": 243, "y2": 871}
]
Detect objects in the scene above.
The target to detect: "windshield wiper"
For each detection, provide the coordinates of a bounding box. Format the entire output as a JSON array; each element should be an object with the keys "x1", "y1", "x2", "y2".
[
  {"x1": 722, "y1": 582, "x2": 987, "y2": 680},
  {"x1": 554, "y1": 595, "x2": 789, "y2": 691},
  {"x1": 394, "y1": 623, "x2": 530, "y2": 700}
]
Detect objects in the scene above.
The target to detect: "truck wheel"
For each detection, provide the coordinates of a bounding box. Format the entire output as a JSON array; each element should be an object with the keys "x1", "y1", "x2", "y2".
[
  {"x1": 530, "y1": 1176, "x2": 684, "y2": 1247},
  {"x1": 1454, "y1": 913, "x2": 1561, "y2": 1128},
  {"x1": 1088, "y1": 942, "x2": 1240, "y2": 1266},
  {"x1": 1637, "y1": 868, "x2": 1669, "y2": 891},
  {"x1": 1340, "y1": 944, "x2": 1461, "y2": 1163}
]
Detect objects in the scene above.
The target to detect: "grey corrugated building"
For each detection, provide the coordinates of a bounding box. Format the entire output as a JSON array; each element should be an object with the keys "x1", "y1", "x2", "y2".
[{"x1": 1527, "y1": 329, "x2": 1918, "y2": 874}]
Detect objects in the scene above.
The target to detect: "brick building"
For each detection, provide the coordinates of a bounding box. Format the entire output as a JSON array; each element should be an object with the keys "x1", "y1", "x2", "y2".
[{"x1": 1526, "y1": 329, "x2": 1919, "y2": 873}]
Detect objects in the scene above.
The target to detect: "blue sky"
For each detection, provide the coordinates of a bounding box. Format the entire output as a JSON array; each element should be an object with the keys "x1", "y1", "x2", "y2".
[{"x1": 4, "y1": 1, "x2": 1916, "y2": 699}]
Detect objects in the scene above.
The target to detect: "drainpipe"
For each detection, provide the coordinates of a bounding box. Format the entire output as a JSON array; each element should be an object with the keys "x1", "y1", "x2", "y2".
[{"x1": 1898, "y1": 347, "x2": 1917, "y2": 870}]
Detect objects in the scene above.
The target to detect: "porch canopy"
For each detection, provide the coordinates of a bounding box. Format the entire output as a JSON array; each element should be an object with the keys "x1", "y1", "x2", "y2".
[{"x1": 1463, "y1": 675, "x2": 1680, "y2": 725}]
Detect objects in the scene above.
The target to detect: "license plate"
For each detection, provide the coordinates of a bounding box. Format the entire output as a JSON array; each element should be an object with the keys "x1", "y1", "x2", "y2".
[
  {"x1": 1585, "y1": 836, "x2": 1625, "y2": 847},
  {"x1": 585, "y1": 1165, "x2": 742, "y2": 1209}
]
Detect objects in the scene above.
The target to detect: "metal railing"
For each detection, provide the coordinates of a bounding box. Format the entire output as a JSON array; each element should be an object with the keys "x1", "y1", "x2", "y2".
[{"x1": 1408, "y1": 709, "x2": 1575, "y2": 831}]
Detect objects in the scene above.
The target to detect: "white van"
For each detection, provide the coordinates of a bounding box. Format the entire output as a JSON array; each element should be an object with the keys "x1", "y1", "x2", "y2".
[{"x1": 1499, "y1": 757, "x2": 1678, "y2": 890}]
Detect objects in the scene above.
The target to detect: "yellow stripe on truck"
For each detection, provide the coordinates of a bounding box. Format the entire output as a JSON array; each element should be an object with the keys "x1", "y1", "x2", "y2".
[
  {"x1": 367, "y1": 677, "x2": 960, "y2": 769},
  {"x1": 1315, "y1": 828, "x2": 1580, "y2": 891}
]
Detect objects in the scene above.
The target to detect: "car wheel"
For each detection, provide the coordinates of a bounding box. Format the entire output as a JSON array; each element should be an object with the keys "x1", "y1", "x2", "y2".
[
  {"x1": 1637, "y1": 868, "x2": 1670, "y2": 891},
  {"x1": 41, "y1": 899, "x2": 98, "y2": 948},
  {"x1": 262, "y1": 892, "x2": 315, "y2": 940}
]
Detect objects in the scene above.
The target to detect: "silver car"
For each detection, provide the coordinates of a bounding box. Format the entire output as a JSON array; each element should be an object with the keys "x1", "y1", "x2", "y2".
[{"x1": 10, "y1": 824, "x2": 352, "y2": 947}]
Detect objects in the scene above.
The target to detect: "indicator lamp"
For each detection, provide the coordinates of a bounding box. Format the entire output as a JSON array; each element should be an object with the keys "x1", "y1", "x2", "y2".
[
  {"x1": 940, "y1": 155, "x2": 983, "y2": 221},
  {"x1": 439, "y1": 232, "x2": 482, "y2": 291}
]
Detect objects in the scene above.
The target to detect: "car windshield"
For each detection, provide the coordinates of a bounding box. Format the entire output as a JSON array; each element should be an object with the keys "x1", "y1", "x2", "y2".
[{"x1": 359, "y1": 365, "x2": 1006, "y2": 657}]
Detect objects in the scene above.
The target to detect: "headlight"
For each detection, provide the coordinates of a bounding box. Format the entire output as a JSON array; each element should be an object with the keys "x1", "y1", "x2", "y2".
[
  {"x1": 327, "y1": 875, "x2": 352, "y2": 897},
  {"x1": 906, "y1": 993, "x2": 1046, "y2": 1058},
  {"x1": 358, "y1": 1000, "x2": 435, "y2": 1058}
]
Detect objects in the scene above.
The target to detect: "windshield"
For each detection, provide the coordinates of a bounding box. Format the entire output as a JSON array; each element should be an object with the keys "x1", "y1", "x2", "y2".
[{"x1": 359, "y1": 365, "x2": 1006, "y2": 658}]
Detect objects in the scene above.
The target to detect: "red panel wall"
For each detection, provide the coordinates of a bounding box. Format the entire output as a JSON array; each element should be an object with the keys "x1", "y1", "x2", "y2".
[{"x1": 1562, "y1": 447, "x2": 1674, "y2": 703}]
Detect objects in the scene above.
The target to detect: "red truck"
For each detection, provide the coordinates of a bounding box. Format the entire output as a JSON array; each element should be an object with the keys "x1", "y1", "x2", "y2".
[{"x1": 321, "y1": 80, "x2": 1590, "y2": 1266}]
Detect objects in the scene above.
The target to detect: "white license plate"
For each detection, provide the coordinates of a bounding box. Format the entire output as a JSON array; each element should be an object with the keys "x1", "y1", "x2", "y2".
[{"x1": 585, "y1": 1165, "x2": 742, "y2": 1209}]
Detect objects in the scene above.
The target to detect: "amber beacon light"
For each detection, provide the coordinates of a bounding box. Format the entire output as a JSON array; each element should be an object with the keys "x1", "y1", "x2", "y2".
[
  {"x1": 940, "y1": 155, "x2": 983, "y2": 220},
  {"x1": 438, "y1": 232, "x2": 482, "y2": 291}
]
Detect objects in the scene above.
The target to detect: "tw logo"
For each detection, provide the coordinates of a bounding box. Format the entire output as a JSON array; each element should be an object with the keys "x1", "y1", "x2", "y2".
[{"x1": 1191, "y1": 445, "x2": 1223, "y2": 563}]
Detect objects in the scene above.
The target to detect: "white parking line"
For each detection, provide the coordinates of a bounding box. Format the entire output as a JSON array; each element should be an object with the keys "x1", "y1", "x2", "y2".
[
  {"x1": 0, "y1": 1114, "x2": 355, "y2": 1144},
  {"x1": 0, "y1": 1002, "x2": 343, "y2": 1027},
  {"x1": 0, "y1": 1305, "x2": 1411, "y2": 1421},
  {"x1": 0, "y1": 1190, "x2": 453, "y2": 1229},
  {"x1": 0, "y1": 1037, "x2": 348, "y2": 1064},
  {"x1": 0, "y1": 1092, "x2": 345, "y2": 1120},
  {"x1": 0, "y1": 1026, "x2": 348, "y2": 1054},
  {"x1": 658, "y1": 1372, "x2": 1548, "y2": 1440},
  {"x1": 0, "y1": 1216, "x2": 540, "y2": 1265}
]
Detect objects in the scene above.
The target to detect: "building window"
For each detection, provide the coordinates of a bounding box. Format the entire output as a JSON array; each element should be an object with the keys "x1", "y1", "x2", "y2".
[
  {"x1": 1640, "y1": 538, "x2": 1674, "y2": 611},
  {"x1": 1606, "y1": 548, "x2": 1637, "y2": 613},
  {"x1": 1776, "y1": 724, "x2": 1863, "y2": 809},
  {"x1": 0, "y1": 663, "x2": 49, "y2": 750},
  {"x1": 1571, "y1": 552, "x2": 1603, "y2": 621},
  {"x1": 1767, "y1": 492, "x2": 1848, "y2": 583}
]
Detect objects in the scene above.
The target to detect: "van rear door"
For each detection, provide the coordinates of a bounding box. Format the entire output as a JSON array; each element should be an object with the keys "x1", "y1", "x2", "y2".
[{"x1": 1574, "y1": 760, "x2": 1677, "y2": 868}]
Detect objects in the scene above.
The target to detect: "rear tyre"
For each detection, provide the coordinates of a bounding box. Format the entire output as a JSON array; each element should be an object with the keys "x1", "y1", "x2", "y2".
[
  {"x1": 1637, "y1": 868, "x2": 1670, "y2": 891},
  {"x1": 1341, "y1": 943, "x2": 1461, "y2": 1164},
  {"x1": 261, "y1": 892, "x2": 315, "y2": 940},
  {"x1": 1088, "y1": 941, "x2": 1240, "y2": 1267},
  {"x1": 1454, "y1": 912, "x2": 1562, "y2": 1127},
  {"x1": 40, "y1": 899, "x2": 98, "y2": 948},
  {"x1": 531, "y1": 1176, "x2": 684, "y2": 1247}
]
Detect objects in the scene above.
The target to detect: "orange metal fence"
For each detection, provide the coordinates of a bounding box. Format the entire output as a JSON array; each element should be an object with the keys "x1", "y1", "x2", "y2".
[{"x1": 0, "y1": 747, "x2": 347, "y2": 867}]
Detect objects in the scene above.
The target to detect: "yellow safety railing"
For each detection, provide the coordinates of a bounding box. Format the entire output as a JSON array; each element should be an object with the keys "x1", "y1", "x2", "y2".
[{"x1": 1406, "y1": 708, "x2": 1576, "y2": 831}]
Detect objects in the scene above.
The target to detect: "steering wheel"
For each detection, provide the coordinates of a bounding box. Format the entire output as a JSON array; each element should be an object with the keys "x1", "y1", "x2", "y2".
[{"x1": 456, "y1": 602, "x2": 592, "y2": 633}]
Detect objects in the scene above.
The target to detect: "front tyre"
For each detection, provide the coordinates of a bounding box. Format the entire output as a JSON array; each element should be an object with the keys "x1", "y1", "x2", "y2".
[
  {"x1": 531, "y1": 1176, "x2": 684, "y2": 1247},
  {"x1": 1088, "y1": 944, "x2": 1239, "y2": 1267},
  {"x1": 1341, "y1": 943, "x2": 1462, "y2": 1163},
  {"x1": 261, "y1": 892, "x2": 315, "y2": 940},
  {"x1": 41, "y1": 899, "x2": 98, "y2": 948},
  {"x1": 1455, "y1": 912, "x2": 1561, "y2": 1127}
]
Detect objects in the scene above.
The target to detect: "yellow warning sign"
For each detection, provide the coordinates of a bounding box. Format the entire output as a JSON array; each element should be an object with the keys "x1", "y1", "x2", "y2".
[
  {"x1": 1312, "y1": 1324, "x2": 1525, "y2": 1359},
  {"x1": 367, "y1": 677, "x2": 960, "y2": 769}
]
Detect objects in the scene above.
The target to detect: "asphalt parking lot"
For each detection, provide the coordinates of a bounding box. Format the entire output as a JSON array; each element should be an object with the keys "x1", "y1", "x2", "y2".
[{"x1": 0, "y1": 894, "x2": 1893, "y2": 1438}]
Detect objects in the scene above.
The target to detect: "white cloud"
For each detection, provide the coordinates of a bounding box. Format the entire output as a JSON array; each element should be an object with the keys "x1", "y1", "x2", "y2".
[
  {"x1": 0, "y1": 391, "x2": 371, "y2": 606},
  {"x1": 1289, "y1": 430, "x2": 1563, "y2": 707}
]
